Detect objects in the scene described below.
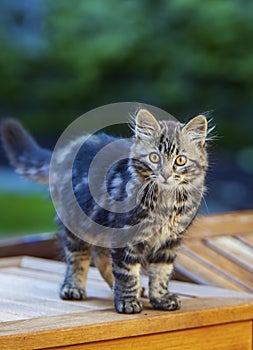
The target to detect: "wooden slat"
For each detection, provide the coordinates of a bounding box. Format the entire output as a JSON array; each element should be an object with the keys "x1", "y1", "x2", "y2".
[
  {"x1": 0, "y1": 311, "x2": 26, "y2": 322},
  {"x1": 206, "y1": 236, "x2": 253, "y2": 272},
  {"x1": 49, "y1": 321, "x2": 252, "y2": 350},
  {"x1": 20, "y1": 255, "x2": 66, "y2": 273},
  {"x1": 236, "y1": 233, "x2": 253, "y2": 248},
  {"x1": 0, "y1": 256, "x2": 23, "y2": 268},
  {"x1": 175, "y1": 249, "x2": 250, "y2": 292},
  {"x1": 172, "y1": 211, "x2": 253, "y2": 292},
  {"x1": 186, "y1": 210, "x2": 253, "y2": 238},
  {"x1": 169, "y1": 280, "x2": 253, "y2": 299},
  {"x1": 182, "y1": 241, "x2": 253, "y2": 292},
  {"x1": 0, "y1": 233, "x2": 61, "y2": 260}
]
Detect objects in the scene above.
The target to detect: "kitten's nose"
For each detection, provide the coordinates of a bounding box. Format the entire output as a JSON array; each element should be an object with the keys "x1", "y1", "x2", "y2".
[{"x1": 162, "y1": 173, "x2": 170, "y2": 181}]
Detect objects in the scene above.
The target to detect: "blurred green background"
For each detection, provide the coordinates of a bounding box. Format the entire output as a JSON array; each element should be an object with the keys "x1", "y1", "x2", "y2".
[{"x1": 0, "y1": 0, "x2": 253, "y2": 237}]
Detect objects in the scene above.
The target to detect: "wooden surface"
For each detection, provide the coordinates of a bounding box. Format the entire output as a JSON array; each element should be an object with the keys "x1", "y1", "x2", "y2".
[
  {"x1": 0, "y1": 256, "x2": 252, "y2": 350},
  {"x1": 175, "y1": 210, "x2": 253, "y2": 292}
]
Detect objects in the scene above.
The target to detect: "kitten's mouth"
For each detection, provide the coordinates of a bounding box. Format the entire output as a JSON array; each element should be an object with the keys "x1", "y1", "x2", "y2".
[
  {"x1": 158, "y1": 175, "x2": 173, "y2": 185},
  {"x1": 159, "y1": 179, "x2": 173, "y2": 187}
]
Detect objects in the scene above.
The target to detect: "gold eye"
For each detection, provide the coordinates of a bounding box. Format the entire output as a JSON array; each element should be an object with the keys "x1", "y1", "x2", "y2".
[
  {"x1": 149, "y1": 152, "x2": 161, "y2": 163},
  {"x1": 175, "y1": 155, "x2": 187, "y2": 166}
]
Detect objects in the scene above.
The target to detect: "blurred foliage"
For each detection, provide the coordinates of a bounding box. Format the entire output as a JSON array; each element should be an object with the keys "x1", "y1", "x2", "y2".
[
  {"x1": 0, "y1": 192, "x2": 55, "y2": 236},
  {"x1": 0, "y1": 0, "x2": 253, "y2": 149},
  {"x1": 0, "y1": 0, "x2": 253, "y2": 235}
]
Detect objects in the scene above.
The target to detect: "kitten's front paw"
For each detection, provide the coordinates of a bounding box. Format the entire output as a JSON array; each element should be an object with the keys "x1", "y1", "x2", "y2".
[
  {"x1": 115, "y1": 298, "x2": 143, "y2": 314},
  {"x1": 150, "y1": 293, "x2": 181, "y2": 311},
  {"x1": 60, "y1": 284, "x2": 86, "y2": 300}
]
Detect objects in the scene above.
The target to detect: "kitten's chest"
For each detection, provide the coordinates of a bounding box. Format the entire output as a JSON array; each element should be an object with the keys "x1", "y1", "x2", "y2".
[
  {"x1": 135, "y1": 220, "x2": 180, "y2": 260},
  {"x1": 148, "y1": 222, "x2": 177, "y2": 248},
  {"x1": 140, "y1": 206, "x2": 183, "y2": 238}
]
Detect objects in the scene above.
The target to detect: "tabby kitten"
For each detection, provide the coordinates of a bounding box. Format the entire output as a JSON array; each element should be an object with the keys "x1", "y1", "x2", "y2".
[{"x1": 0, "y1": 108, "x2": 208, "y2": 314}]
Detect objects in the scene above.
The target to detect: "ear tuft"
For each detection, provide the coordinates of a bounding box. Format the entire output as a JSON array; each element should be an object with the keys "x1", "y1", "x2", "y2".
[
  {"x1": 184, "y1": 115, "x2": 207, "y2": 147},
  {"x1": 135, "y1": 109, "x2": 160, "y2": 140}
]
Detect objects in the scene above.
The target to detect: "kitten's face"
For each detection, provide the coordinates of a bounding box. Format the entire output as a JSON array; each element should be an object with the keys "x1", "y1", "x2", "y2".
[{"x1": 130, "y1": 109, "x2": 208, "y2": 192}]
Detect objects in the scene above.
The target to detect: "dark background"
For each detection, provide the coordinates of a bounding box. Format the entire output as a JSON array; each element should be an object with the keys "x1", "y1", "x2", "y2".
[{"x1": 0, "y1": 0, "x2": 253, "y2": 235}]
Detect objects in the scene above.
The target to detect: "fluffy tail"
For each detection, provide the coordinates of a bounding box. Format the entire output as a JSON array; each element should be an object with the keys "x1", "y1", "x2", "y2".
[{"x1": 0, "y1": 119, "x2": 51, "y2": 183}]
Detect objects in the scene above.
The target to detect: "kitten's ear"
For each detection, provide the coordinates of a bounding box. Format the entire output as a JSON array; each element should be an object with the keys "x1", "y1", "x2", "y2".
[
  {"x1": 184, "y1": 115, "x2": 207, "y2": 147},
  {"x1": 135, "y1": 109, "x2": 160, "y2": 140}
]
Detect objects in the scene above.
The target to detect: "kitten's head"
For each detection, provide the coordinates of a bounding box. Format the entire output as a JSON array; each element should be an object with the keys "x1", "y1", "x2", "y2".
[{"x1": 130, "y1": 109, "x2": 208, "y2": 193}]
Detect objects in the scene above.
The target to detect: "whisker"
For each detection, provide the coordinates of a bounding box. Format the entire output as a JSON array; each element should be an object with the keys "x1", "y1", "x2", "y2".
[
  {"x1": 136, "y1": 180, "x2": 151, "y2": 203},
  {"x1": 147, "y1": 181, "x2": 156, "y2": 206},
  {"x1": 143, "y1": 180, "x2": 156, "y2": 207},
  {"x1": 182, "y1": 179, "x2": 209, "y2": 214}
]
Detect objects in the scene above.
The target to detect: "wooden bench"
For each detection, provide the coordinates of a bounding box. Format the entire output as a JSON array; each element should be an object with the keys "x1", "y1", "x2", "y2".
[
  {"x1": 0, "y1": 210, "x2": 253, "y2": 349},
  {"x1": 0, "y1": 256, "x2": 253, "y2": 349}
]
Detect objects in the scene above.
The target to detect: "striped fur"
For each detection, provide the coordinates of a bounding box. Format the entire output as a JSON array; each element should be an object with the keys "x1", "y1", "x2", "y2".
[
  {"x1": 0, "y1": 109, "x2": 208, "y2": 314},
  {"x1": 0, "y1": 119, "x2": 51, "y2": 183}
]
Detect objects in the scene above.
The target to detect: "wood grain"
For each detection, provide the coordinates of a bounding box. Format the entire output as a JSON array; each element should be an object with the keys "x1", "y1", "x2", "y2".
[
  {"x1": 186, "y1": 210, "x2": 253, "y2": 238},
  {"x1": 0, "y1": 257, "x2": 252, "y2": 350},
  {"x1": 45, "y1": 321, "x2": 252, "y2": 350},
  {"x1": 0, "y1": 233, "x2": 61, "y2": 260},
  {"x1": 206, "y1": 236, "x2": 253, "y2": 271},
  {"x1": 176, "y1": 249, "x2": 249, "y2": 291},
  {"x1": 174, "y1": 210, "x2": 253, "y2": 292}
]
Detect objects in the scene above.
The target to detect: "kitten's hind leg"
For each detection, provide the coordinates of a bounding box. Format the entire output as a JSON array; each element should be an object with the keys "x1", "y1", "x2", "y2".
[
  {"x1": 60, "y1": 229, "x2": 92, "y2": 301},
  {"x1": 93, "y1": 247, "x2": 114, "y2": 289}
]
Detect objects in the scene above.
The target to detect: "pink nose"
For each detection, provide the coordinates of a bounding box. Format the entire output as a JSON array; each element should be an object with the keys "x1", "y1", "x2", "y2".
[{"x1": 162, "y1": 173, "x2": 170, "y2": 181}]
